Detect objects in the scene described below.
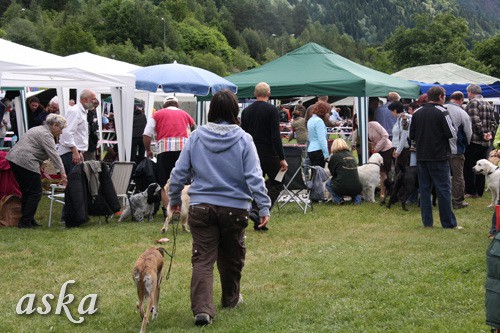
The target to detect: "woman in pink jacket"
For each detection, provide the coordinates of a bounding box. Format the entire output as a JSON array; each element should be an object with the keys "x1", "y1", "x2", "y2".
[{"x1": 368, "y1": 120, "x2": 393, "y2": 200}]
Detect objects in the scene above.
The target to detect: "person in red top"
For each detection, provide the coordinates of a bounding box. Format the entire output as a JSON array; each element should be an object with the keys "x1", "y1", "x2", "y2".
[{"x1": 143, "y1": 96, "x2": 196, "y2": 216}]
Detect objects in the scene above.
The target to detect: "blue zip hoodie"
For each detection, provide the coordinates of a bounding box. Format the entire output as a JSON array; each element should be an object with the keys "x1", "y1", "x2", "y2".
[{"x1": 169, "y1": 122, "x2": 271, "y2": 217}]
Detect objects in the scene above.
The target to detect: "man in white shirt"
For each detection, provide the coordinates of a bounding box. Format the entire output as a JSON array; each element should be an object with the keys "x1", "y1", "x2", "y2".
[{"x1": 58, "y1": 89, "x2": 97, "y2": 174}]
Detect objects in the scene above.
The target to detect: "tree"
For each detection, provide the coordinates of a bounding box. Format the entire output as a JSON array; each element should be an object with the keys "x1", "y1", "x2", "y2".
[
  {"x1": 474, "y1": 33, "x2": 500, "y2": 78},
  {"x1": 51, "y1": 23, "x2": 97, "y2": 55},
  {"x1": 178, "y1": 18, "x2": 234, "y2": 62},
  {"x1": 4, "y1": 18, "x2": 43, "y2": 49},
  {"x1": 241, "y1": 28, "x2": 265, "y2": 60},
  {"x1": 191, "y1": 52, "x2": 227, "y2": 76},
  {"x1": 98, "y1": 40, "x2": 142, "y2": 65},
  {"x1": 384, "y1": 13, "x2": 473, "y2": 70}
]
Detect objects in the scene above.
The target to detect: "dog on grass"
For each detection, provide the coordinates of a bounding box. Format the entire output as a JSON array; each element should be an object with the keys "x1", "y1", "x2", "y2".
[
  {"x1": 119, "y1": 183, "x2": 161, "y2": 222},
  {"x1": 161, "y1": 180, "x2": 190, "y2": 234},
  {"x1": 133, "y1": 246, "x2": 166, "y2": 333},
  {"x1": 472, "y1": 159, "x2": 500, "y2": 207},
  {"x1": 357, "y1": 153, "x2": 383, "y2": 202}
]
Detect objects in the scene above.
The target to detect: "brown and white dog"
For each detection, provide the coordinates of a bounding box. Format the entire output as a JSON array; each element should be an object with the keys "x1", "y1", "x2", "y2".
[
  {"x1": 133, "y1": 246, "x2": 166, "y2": 333},
  {"x1": 161, "y1": 180, "x2": 190, "y2": 234}
]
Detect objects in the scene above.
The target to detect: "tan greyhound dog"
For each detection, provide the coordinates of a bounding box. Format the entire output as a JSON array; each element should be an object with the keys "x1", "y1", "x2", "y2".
[{"x1": 133, "y1": 246, "x2": 166, "y2": 333}]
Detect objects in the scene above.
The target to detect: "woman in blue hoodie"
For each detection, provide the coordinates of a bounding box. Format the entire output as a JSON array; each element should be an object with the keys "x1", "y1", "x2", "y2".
[{"x1": 168, "y1": 90, "x2": 271, "y2": 326}]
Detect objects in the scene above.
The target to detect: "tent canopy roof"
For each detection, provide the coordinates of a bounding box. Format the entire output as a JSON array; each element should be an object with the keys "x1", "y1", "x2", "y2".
[
  {"x1": 0, "y1": 39, "x2": 130, "y2": 88},
  {"x1": 225, "y1": 43, "x2": 420, "y2": 99},
  {"x1": 64, "y1": 52, "x2": 142, "y2": 75},
  {"x1": 392, "y1": 63, "x2": 499, "y2": 85}
]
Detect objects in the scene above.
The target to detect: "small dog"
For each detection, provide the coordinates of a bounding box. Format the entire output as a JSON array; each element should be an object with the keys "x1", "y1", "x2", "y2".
[
  {"x1": 133, "y1": 246, "x2": 166, "y2": 333},
  {"x1": 473, "y1": 159, "x2": 500, "y2": 207},
  {"x1": 161, "y1": 180, "x2": 190, "y2": 234},
  {"x1": 488, "y1": 149, "x2": 500, "y2": 166},
  {"x1": 357, "y1": 153, "x2": 383, "y2": 202},
  {"x1": 119, "y1": 183, "x2": 161, "y2": 222}
]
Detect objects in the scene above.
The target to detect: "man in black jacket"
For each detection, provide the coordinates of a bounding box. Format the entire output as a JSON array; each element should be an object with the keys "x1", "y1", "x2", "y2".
[
  {"x1": 241, "y1": 82, "x2": 288, "y2": 230},
  {"x1": 409, "y1": 86, "x2": 459, "y2": 229}
]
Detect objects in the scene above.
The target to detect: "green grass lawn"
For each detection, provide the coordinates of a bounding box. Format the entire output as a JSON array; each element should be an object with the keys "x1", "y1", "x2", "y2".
[{"x1": 0, "y1": 192, "x2": 495, "y2": 333}]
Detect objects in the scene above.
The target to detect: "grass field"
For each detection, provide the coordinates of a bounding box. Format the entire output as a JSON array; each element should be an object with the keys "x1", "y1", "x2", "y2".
[{"x1": 0, "y1": 192, "x2": 496, "y2": 333}]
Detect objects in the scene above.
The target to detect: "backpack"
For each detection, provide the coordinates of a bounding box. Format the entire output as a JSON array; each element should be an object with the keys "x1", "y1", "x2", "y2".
[
  {"x1": 0, "y1": 195, "x2": 22, "y2": 227},
  {"x1": 486, "y1": 232, "x2": 500, "y2": 329}
]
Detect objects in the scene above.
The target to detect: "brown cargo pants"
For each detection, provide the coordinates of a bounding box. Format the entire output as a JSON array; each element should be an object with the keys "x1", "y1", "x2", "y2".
[{"x1": 188, "y1": 203, "x2": 249, "y2": 318}]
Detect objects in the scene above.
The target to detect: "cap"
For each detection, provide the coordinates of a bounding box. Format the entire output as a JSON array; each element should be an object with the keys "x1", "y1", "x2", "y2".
[{"x1": 164, "y1": 96, "x2": 178, "y2": 104}]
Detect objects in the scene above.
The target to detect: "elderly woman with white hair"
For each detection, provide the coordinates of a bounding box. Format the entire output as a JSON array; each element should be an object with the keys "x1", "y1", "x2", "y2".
[{"x1": 7, "y1": 114, "x2": 68, "y2": 228}]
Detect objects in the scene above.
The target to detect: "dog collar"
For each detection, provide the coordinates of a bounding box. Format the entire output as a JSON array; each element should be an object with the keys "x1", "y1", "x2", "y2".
[
  {"x1": 367, "y1": 162, "x2": 381, "y2": 167},
  {"x1": 488, "y1": 166, "x2": 500, "y2": 175}
]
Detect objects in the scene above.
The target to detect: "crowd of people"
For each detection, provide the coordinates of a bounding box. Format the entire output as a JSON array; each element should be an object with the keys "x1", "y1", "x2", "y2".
[{"x1": 1, "y1": 81, "x2": 498, "y2": 326}]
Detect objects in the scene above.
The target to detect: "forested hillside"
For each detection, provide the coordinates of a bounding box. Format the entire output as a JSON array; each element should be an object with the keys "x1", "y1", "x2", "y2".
[
  {"x1": 290, "y1": 0, "x2": 499, "y2": 43},
  {"x1": 0, "y1": 0, "x2": 498, "y2": 77}
]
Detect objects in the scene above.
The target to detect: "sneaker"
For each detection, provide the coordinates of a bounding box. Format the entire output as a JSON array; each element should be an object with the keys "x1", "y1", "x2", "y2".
[
  {"x1": 194, "y1": 313, "x2": 212, "y2": 326},
  {"x1": 464, "y1": 194, "x2": 479, "y2": 199},
  {"x1": 454, "y1": 226, "x2": 464, "y2": 230},
  {"x1": 18, "y1": 222, "x2": 34, "y2": 229},
  {"x1": 236, "y1": 294, "x2": 244, "y2": 307},
  {"x1": 453, "y1": 202, "x2": 469, "y2": 209},
  {"x1": 223, "y1": 293, "x2": 244, "y2": 308}
]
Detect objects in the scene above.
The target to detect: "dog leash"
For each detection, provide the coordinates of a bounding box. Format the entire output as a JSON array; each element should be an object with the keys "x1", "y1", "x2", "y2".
[{"x1": 163, "y1": 212, "x2": 181, "y2": 281}]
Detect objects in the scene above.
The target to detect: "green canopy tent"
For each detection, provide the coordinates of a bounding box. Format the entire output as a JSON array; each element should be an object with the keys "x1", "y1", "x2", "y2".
[{"x1": 225, "y1": 43, "x2": 421, "y2": 163}]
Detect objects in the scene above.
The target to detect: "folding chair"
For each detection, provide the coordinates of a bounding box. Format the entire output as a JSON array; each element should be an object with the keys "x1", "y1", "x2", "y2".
[
  {"x1": 274, "y1": 145, "x2": 313, "y2": 213},
  {"x1": 48, "y1": 184, "x2": 66, "y2": 227},
  {"x1": 109, "y1": 161, "x2": 135, "y2": 207}
]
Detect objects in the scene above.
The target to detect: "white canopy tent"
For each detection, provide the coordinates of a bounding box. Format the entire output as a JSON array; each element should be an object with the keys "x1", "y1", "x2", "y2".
[
  {"x1": 392, "y1": 63, "x2": 499, "y2": 85},
  {"x1": 0, "y1": 39, "x2": 136, "y2": 161},
  {"x1": 64, "y1": 52, "x2": 142, "y2": 162}
]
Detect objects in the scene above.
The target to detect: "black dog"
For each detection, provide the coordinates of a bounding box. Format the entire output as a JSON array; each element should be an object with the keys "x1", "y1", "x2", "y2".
[{"x1": 385, "y1": 166, "x2": 436, "y2": 211}]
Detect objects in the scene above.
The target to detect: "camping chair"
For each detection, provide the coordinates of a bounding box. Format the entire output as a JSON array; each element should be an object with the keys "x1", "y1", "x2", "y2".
[
  {"x1": 274, "y1": 145, "x2": 313, "y2": 213},
  {"x1": 110, "y1": 161, "x2": 135, "y2": 207}
]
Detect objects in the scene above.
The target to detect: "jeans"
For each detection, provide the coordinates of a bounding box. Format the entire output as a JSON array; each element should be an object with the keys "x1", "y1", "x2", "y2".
[
  {"x1": 325, "y1": 178, "x2": 362, "y2": 204},
  {"x1": 417, "y1": 160, "x2": 457, "y2": 228},
  {"x1": 188, "y1": 204, "x2": 249, "y2": 318},
  {"x1": 60, "y1": 151, "x2": 77, "y2": 175}
]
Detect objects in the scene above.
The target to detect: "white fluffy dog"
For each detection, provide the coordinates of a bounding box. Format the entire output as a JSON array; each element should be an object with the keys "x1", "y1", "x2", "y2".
[
  {"x1": 357, "y1": 153, "x2": 384, "y2": 202},
  {"x1": 472, "y1": 159, "x2": 500, "y2": 207}
]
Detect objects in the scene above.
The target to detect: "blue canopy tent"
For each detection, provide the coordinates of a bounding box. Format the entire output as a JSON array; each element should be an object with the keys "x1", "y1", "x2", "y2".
[
  {"x1": 392, "y1": 63, "x2": 500, "y2": 97},
  {"x1": 416, "y1": 81, "x2": 500, "y2": 98}
]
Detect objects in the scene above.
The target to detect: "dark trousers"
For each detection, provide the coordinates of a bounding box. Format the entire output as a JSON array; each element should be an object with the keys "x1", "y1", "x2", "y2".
[
  {"x1": 60, "y1": 152, "x2": 77, "y2": 176},
  {"x1": 464, "y1": 143, "x2": 489, "y2": 196},
  {"x1": 157, "y1": 151, "x2": 182, "y2": 187},
  {"x1": 189, "y1": 204, "x2": 249, "y2": 318},
  {"x1": 131, "y1": 137, "x2": 145, "y2": 164},
  {"x1": 308, "y1": 150, "x2": 325, "y2": 168},
  {"x1": 10, "y1": 162, "x2": 42, "y2": 226},
  {"x1": 417, "y1": 160, "x2": 457, "y2": 228},
  {"x1": 254, "y1": 146, "x2": 282, "y2": 209}
]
